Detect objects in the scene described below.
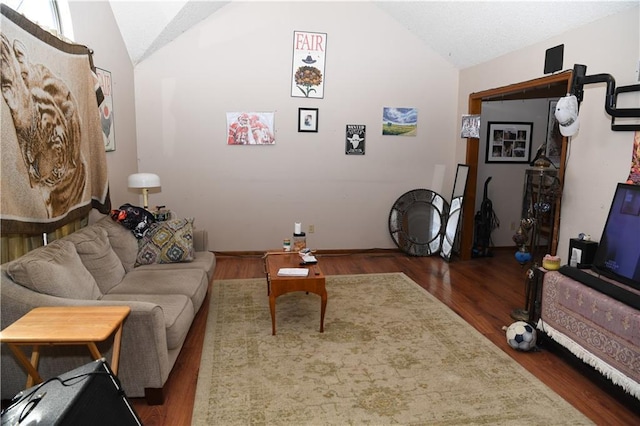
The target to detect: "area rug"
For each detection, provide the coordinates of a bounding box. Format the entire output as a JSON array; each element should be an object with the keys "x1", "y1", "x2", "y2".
[{"x1": 192, "y1": 273, "x2": 592, "y2": 425}]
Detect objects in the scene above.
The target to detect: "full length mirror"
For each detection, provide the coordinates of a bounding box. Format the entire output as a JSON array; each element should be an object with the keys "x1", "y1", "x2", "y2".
[
  {"x1": 441, "y1": 164, "x2": 470, "y2": 261},
  {"x1": 453, "y1": 164, "x2": 469, "y2": 198}
]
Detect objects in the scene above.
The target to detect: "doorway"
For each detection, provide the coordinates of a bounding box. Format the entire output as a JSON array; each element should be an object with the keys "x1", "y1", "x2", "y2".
[{"x1": 459, "y1": 71, "x2": 573, "y2": 261}]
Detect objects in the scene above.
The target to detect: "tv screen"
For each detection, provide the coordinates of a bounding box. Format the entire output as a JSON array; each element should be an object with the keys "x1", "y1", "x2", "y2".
[{"x1": 592, "y1": 183, "x2": 640, "y2": 290}]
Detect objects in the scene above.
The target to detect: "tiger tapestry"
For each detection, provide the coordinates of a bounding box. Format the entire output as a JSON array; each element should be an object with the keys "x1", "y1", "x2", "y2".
[{"x1": 1, "y1": 5, "x2": 110, "y2": 234}]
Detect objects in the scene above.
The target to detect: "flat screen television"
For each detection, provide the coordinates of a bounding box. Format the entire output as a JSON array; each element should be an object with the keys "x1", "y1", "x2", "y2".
[{"x1": 591, "y1": 183, "x2": 640, "y2": 290}]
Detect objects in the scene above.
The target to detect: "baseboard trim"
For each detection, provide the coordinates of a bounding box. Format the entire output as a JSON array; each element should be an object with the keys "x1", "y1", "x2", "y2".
[
  {"x1": 212, "y1": 246, "x2": 526, "y2": 259},
  {"x1": 212, "y1": 248, "x2": 402, "y2": 257}
]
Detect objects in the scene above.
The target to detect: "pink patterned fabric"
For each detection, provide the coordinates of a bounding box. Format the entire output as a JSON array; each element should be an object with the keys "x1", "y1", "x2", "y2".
[{"x1": 540, "y1": 271, "x2": 640, "y2": 388}]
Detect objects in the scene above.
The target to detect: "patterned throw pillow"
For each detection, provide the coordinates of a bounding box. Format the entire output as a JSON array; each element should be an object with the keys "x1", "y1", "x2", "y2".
[{"x1": 135, "y1": 218, "x2": 195, "y2": 266}]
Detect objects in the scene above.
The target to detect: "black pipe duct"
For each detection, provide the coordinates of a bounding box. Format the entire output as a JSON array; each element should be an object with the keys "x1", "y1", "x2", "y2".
[{"x1": 570, "y1": 64, "x2": 640, "y2": 131}]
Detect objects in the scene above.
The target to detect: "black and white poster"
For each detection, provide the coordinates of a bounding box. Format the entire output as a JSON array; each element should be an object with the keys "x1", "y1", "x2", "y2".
[{"x1": 346, "y1": 125, "x2": 365, "y2": 155}]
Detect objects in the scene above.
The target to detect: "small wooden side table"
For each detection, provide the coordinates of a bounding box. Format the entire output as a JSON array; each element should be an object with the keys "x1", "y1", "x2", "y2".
[{"x1": 0, "y1": 306, "x2": 130, "y2": 388}]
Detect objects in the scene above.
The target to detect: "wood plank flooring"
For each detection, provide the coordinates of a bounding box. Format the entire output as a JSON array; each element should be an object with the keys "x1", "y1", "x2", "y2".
[{"x1": 131, "y1": 249, "x2": 640, "y2": 425}]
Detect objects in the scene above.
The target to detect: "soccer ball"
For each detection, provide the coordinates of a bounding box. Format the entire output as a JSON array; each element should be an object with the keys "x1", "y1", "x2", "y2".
[{"x1": 506, "y1": 321, "x2": 537, "y2": 351}]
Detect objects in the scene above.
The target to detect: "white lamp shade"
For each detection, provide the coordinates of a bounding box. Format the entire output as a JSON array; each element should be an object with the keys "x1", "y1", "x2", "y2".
[{"x1": 128, "y1": 173, "x2": 161, "y2": 189}]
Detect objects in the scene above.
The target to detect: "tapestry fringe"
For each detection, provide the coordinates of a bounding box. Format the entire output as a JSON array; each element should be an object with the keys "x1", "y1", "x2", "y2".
[
  {"x1": 537, "y1": 319, "x2": 640, "y2": 400},
  {"x1": 1, "y1": 216, "x2": 87, "y2": 263}
]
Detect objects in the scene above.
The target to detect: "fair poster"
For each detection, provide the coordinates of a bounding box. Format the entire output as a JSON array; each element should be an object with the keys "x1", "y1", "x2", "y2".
[{"x1": 291, "y1": 31, "x2": 327, "y2": 99}]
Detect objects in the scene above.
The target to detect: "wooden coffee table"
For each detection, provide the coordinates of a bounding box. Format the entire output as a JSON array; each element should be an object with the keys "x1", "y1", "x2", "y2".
[
  {"x1": 0, "y1": 306, "x2": 130, "y2": 387},
  {"x1": 264, "y1": 252, "x2": 327, "y2": 335}
]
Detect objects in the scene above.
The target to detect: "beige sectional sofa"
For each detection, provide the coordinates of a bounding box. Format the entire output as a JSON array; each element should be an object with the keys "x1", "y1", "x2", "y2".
[{"x1": 1, "y1": 215, "x2": 215, "y2": 405}]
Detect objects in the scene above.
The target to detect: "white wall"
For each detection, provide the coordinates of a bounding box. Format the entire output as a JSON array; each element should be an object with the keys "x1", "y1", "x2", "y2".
[
  {"x1": 133, "y1": 1, "x2": 460, "y2": 251},
  {"x1": 459, "y1": 6, "x2": 639, "y2": 263},
  {"x1": 66, "y1": 2, "x2": 638, "y2": 256},
  {"x1": 69, "y1": 1, "x2": 138, "y2": 209}
]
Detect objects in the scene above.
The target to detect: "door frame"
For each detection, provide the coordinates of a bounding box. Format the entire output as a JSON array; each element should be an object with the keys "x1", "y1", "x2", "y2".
[{"x1": 460, "y1": 71, "x2": 573, "y2": 260}]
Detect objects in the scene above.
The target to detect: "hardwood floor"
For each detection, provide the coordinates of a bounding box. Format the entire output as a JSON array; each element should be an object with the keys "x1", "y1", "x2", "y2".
[{"x1": 131, "y1": 249, "x2": 640, "y2": 425}]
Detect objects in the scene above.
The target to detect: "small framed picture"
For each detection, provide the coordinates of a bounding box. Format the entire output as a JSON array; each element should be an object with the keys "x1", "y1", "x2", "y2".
[
  {"x1": 460, "y1": 114, "x2": 480, "y2": 138},
  {"x1": 298, "y1": 108, "x2": 318, "y2": 132},
  {"x1": 486, "y1": 121, "x2": 533, "y2": 163}
]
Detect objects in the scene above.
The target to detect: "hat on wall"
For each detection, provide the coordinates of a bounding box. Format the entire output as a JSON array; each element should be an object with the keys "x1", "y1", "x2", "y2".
[
  {"x1": 302, "y1": 54, "x2": 316, "y2": 64},
  {"x1": 555, "y1": 95, "x2": 580, "y2": 137}
]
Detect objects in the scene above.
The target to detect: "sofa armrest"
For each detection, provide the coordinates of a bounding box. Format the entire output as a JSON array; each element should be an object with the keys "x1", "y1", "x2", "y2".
[
  {"x1": 113, "y1": 300, "x2": 171, "y2": 396},
  {"x1": 193, "y1": 228, "x2": 208, "y2": 252},
  {"x1": 1, "y1": 275, "x2": 170, "y2": 399}
]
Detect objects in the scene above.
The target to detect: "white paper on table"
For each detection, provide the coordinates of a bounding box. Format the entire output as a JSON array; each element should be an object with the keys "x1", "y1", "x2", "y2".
[{"x1": 277, "y1": 268, "x2": 309, "y2": 277}]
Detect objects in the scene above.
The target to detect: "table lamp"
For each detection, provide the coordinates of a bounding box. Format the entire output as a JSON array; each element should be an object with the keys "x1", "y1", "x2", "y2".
[{"x1": 128, "y1": 173, "x2": 161, "y2": 209}]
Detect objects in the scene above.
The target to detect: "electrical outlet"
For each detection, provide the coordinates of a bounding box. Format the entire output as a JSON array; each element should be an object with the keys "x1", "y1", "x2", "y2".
[
  {"x1": 308, "y1": 224, "x2": 315, "y2": 233},
  {"x1": 510, "y1": 222, "x2": 516, "y2": 231}
]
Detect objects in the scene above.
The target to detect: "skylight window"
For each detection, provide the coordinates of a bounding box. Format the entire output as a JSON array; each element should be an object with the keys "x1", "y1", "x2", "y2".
[{"x1": 1, "y1": 0, "x2": 74, "y2": 41}]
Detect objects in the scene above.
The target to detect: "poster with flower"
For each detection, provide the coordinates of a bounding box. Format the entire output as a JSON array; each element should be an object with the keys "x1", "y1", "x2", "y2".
[{"x1": 291, "y1": 31, "x2": 326, "y2": 98}]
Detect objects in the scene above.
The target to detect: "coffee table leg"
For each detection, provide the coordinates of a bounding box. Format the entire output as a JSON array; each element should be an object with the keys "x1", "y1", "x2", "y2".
[
  {"x1": 320, "y1": 291, "x2": 327, "y2": 333},
  {"x1": 270, "y1": 293, "x2": 277, "y2": 335}
]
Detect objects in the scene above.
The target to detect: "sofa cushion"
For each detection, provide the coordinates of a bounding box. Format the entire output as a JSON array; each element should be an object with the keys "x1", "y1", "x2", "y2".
[
  {"x1": 94, "y1": 215, "x2": 139, "y2": 272},
  {"x1": 108, "y1": 269, "x2": 208, "y2": 313},
  {"x1": 135, "y1": 250, "x2": 216, "y2": 281},
  {"x1": 66, "y1": 227, "x2": 126, "y2": 294},
  {"x1": 136, "y1": 218, "x2": 195, "y2": 266},
  {"x1": 101, "y1": 293, "x2": 194, "y2": 349},
  {"x1": 6, "y1": 240, "x2": 102, "y2": 300}
]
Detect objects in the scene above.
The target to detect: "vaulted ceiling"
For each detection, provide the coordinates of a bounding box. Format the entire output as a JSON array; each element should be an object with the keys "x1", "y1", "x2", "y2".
[{"x1": 109, "y1": 1, "x2": 638, "y2": 68}]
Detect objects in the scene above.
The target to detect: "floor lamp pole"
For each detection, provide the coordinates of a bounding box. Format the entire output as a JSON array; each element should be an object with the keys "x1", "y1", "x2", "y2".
[{"x1": 142, "y1": 188, "x2": 150, "y2": 210}]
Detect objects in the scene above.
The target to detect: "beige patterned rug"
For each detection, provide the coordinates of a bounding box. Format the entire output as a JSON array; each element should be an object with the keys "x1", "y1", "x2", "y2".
[{"x1": 192, "y1": 273, "x2": 592, "y2": 425}]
